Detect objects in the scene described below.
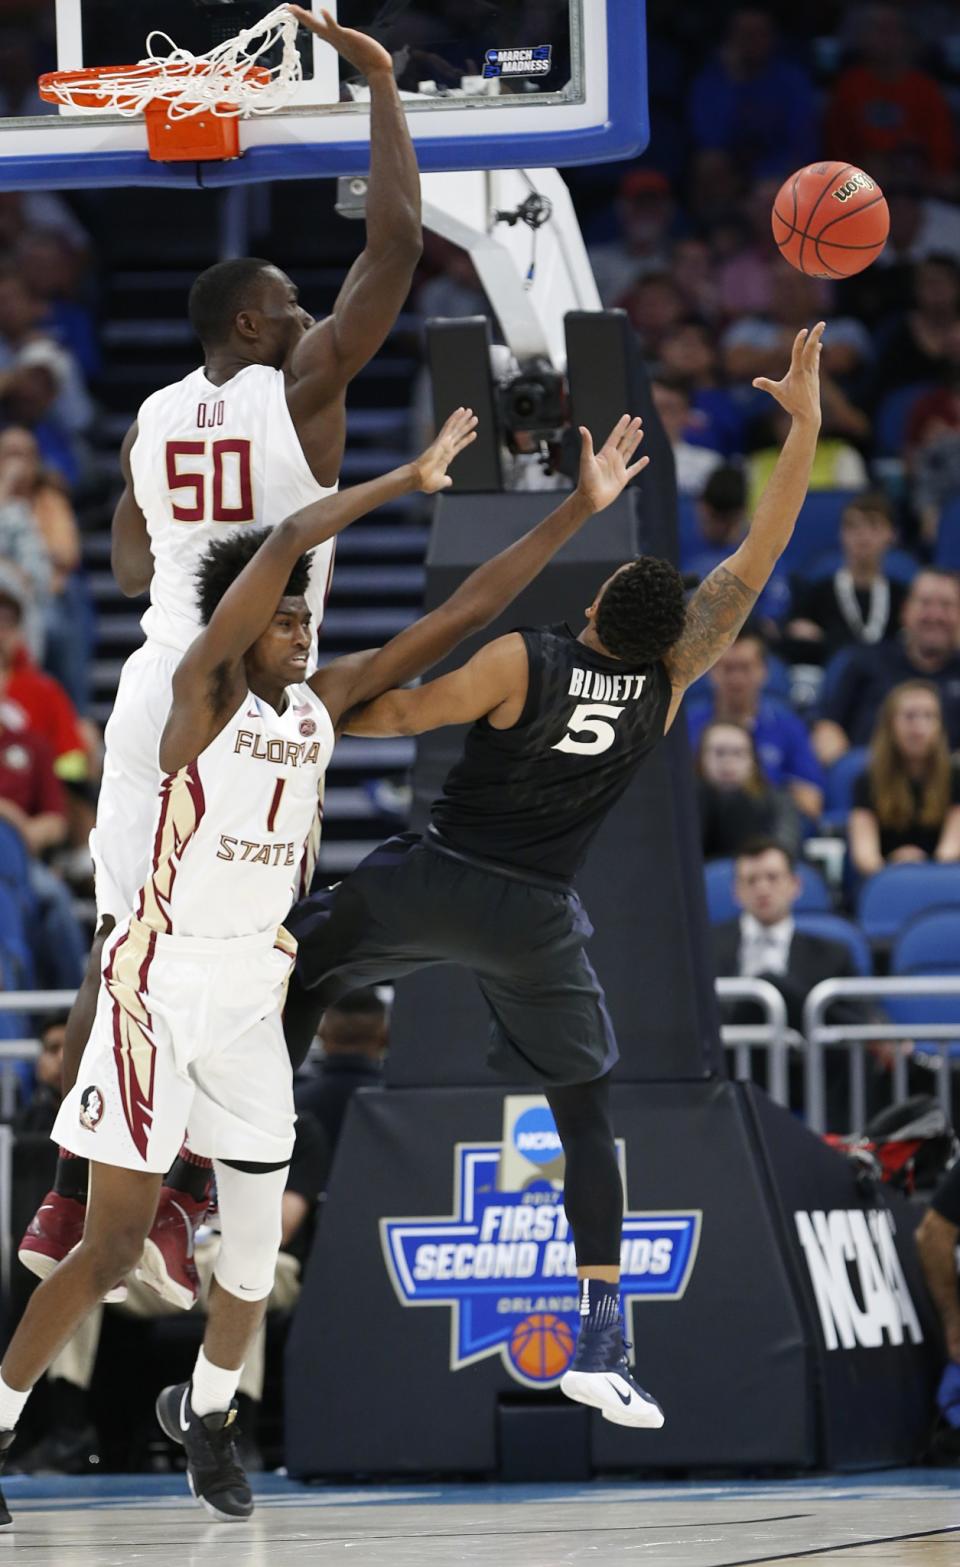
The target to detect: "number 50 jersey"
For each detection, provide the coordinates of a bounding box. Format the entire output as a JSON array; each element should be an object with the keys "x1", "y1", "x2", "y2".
[
  {"x1": 429, "y1": 624, "x2": 672, "y2": 883},
  {"x1": 131, "y1": 363, "x2": 337, "y2": 654}
]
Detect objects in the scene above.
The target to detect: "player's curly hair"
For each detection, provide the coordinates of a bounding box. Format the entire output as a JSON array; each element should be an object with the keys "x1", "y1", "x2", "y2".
[
  {"x1": 594, "y1": 556, "x2": 687, "y2": 664},
  {"x1": 188, "y1": 257, "x2": 275, "y2": 347},
  {"x1": 195, "y1": 527, "x2": 311, "y2": 626}
]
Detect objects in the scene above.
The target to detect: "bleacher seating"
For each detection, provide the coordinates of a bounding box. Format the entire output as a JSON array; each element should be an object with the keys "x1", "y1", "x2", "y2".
[
  {"x1": 822, "y1": 747, "x2": 869, "y2": 831},
  {"x1": 777, "y1": 491, "x2": 851, "y2": 576},
  {"x1": 792, "y1": 912, "x2": 872, "y2": 976},
  {"x1": 857, "y1": 864, "x2": 960, "y2": 945},
  {"x1": 934, "y1": 498, "x2": 960, "y2": 571}
]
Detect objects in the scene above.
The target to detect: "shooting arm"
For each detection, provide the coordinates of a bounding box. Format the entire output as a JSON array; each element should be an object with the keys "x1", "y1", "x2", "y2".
[
  {"x1": 111, "y1": 423, "x2": 153, "y2": 596},
  {"x1": 663, "y1": 328, "x2": 822, "y2": 725}
]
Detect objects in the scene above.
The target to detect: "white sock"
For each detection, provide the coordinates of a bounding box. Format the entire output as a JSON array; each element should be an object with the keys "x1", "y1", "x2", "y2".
[
  {"x1": 0, "y1": 1373, "x2": 31, "y2": 1433},
  {"x1": 190, "y1": 1346, "x2": 241, "y2": 1419}
]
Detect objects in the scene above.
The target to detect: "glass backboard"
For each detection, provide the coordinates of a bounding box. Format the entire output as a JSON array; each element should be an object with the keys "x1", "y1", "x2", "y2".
[{"x1": 1, "y1": 0, "x2": 647, "y2": 188}]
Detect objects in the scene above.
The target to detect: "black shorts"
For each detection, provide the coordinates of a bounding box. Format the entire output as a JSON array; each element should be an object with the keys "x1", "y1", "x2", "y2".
[{"x1": 286, "y1": 833, "x2": 618, "y2": 1087}]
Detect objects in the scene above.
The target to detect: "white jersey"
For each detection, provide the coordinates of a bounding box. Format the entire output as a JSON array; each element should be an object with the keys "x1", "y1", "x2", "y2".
[
  {"x1": 130, "y1": 363, "x2": 337, "y2": 653},
  {"x1": 135, "y1": 684, "x2": 335, "y2": 940}
]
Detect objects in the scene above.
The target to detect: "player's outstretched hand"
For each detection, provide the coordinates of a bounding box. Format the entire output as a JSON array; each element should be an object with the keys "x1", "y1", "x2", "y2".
[
  {"x1": 412, "y1": 408, "x2": 479, "y2": 494},
  {"x1": 752, "y1": 322, "x2": 824, "y2": 428},
  {"x1": 576, "y1": 416, "x2": 649, "y2": 513},
  {"x1": 286, "y1": 6, "x2": 394, "y2": 78}
]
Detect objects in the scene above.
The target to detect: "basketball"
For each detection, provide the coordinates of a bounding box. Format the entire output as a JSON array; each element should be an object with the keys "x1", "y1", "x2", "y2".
[
  {"x1": 771, "y1": 162, "x2": 889, "y2": 280},
  {"x1": 509, "y1": 1313, "x2": 576, "y2": 1381}
]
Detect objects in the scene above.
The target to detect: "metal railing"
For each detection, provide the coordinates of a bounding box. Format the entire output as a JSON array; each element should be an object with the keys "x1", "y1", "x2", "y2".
[
  {"x1": 716, "y1": 977, "x2": 797, "y2": 1107},
  {"x1": 804, "y1": 977, "x2": 960, "y2": 1134}
]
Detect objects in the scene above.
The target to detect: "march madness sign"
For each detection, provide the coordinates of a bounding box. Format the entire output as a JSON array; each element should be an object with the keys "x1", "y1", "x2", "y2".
[{"x1": 381, "y1": 1097, "x2": 701, "y2": 1388}]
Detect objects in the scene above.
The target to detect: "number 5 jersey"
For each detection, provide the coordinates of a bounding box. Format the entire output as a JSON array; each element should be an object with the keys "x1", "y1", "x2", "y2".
[{"x1": 429, "y1": 624, "x2": 672, "y2": 883}]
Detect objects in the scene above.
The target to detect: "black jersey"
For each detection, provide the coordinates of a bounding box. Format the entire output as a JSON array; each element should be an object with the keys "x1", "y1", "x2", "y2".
[{"x1": 429, "y1": 624, "x2": 673, "y2": 882}]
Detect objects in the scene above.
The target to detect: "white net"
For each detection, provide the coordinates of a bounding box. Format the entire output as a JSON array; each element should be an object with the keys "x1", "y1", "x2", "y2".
[{"x1": 44, "y1": 5, "x2": 302, "y2": 120}]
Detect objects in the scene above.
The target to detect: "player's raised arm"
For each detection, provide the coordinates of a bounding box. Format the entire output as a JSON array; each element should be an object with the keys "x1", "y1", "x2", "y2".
[
  {"x1": 661, "y1": 323, "x2": 823, "y2": 730},
  {"x1": 111, "y1": 422, "x2": 154, "y2": 596},
  {"x1": 319, "y1": 418, "x2": 650, "y2": 731},
  {"x1": 284, "y1": 6, "x2": 421, "y2": 409}
]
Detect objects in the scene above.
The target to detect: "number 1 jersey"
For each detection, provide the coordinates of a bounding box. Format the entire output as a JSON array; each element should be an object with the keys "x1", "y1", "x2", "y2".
[
  {"x1": 429, "y1": 624, "x2": 672, "y2": 882},
  {"x1": 130, "y1": 363, "x2": 337, "y2": 654}
]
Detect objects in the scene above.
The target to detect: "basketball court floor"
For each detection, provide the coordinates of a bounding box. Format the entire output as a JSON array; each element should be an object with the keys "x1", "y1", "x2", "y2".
[{"x1": 3, "y1": 1471, "x2": 959, "y2": 1565}]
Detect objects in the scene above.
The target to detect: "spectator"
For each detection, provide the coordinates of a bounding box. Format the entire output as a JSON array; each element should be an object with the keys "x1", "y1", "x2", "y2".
[
  {"x1": 670, "y1": 236, "x2": 722, "y2": 324},
  {"x1": 0, "y1": 425, "x2": 89, "y2": 705},
  {"x1": 848, "y1": 681, "x2": 960, "y2": 875},
  {"x1": 0, "y1": 566, "x2": 87, "y2": 781},
  {"x1": 12, "y1": 1011, "x2": 66, "y2": 1134},
  {"x1": 659, "y1": 318, "x2": 747, "y2": 457},
  {"x1": 825, "y1": 3, "x2": 955, "y2": 191},
  {"x1": 588, "y1": 169, "x2": 677, "y2": 306},
  {"x1": 0, "y1": 642, "x2": 85, "y2": 989},
  {"x1": 785, "y1": 493, "x2": 908, "y2": 662},
  {"x1": 0, "y1": 269, "x2": 92, "y2": 441},
  {"x1": 905, "y1": 332, "x2": 960, "y2": 546},
  {"x1": 873, "y1": 256, "x2": 960, "y2": 403},
  {"x1": 621, "y1": 270, "x2": 686, "y2": 356},
  {"x1": 688, "y1": 7, "x2": 817, "y2": 179},
  {"x1": 684, "y1": 468, "x2": 789, "y2": 622},
  {"x1": 15, "y1": 228, "x2": 99, "y2": 380},
  {"x1": 745, "y1": 405, "x2": 869, "y2": 514},
  {"x1": 686, "y1": 631, "x2": 825, "y2": 821},
  {"x1": 711, "y1": 182, "x2": 779, "y2": 320},
  {"x1": 294, "y1": 988, "x2": 389, "y2": 1150},
  {"x1": 722, "y1": 268, "x2": 873, "y2": 395},
  {"x1": 874, "y1": 157, "x2": 960, "y2": 271},
  {"x1": 651, "y1": 375, "x2": 723, "y2": 496},
  {"x1": 0, "y1": 433, "x2": 50, "y2": 659},
  {"x1": 696, "y1": 720, "x2": 802, "y2": 860},
  {"x1": 712, "y1": 838, "x2": 888, "y2": 1123},
  {"x1": 814, "y1": 569, "x2": 960, "y2": 762}
]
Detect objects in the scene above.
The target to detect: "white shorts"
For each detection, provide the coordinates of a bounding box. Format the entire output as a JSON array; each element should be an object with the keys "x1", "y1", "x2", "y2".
[
  {"x1": 53, "y1": 918, "x2": 298, "y2": 1173},
  {"x1": 91, "y1": 640, "x2": 181, "y2": 925}
]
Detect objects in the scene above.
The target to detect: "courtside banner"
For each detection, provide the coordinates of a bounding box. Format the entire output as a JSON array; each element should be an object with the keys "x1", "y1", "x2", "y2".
[{"x1": 381, "y1": 1096, "x2": 700, "y2": 1388}]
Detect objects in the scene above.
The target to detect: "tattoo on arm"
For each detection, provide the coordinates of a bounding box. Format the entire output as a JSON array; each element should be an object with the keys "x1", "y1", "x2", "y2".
[{"x1": 666, "y1": 566, "x2": 758, "y2": 691}]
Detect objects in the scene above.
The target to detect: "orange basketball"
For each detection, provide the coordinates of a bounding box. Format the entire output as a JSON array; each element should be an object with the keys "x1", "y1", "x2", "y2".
[
  {"x1": 771, "y1": 162, "x2": 889, "y2": 280},
  {"x1": 509, "y1": 1312, "x2": 576, "y2": 1381}
]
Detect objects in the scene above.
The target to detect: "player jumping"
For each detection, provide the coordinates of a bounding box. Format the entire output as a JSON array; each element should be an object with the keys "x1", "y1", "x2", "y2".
[
  {"x1": 21, "y1": 5, "x2": 424, "y2": 1306},
  {"x1": 280, "y1": 326, "x2": 826, "y2": 1430},
  {"x1": 0, "y1": 410, "x2": 648, "y2": 1525}
]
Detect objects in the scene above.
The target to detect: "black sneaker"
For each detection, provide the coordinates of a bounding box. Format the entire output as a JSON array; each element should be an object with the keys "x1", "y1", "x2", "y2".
[
  {"x1": 155, "y1": 1382, "x2": 253, "y2": 1521},
  {"x1": 0, "y1": 1428, "x2": 15, "y2": 1526}
]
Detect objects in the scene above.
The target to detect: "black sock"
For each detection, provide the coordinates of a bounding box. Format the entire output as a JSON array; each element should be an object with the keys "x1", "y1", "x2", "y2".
[
  {"x1": 53, "y1": 1150, "x2": 89, "y2": 1204},
  {"x1": 164, "y1": 1147, "x2": 214, "y2": 1204}
]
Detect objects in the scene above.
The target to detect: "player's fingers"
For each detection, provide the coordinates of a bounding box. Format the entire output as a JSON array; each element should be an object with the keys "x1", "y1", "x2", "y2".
[
  {"x1": 804, "y1": 321, "x2": 826, "y2": 364},
  {"x1": 619, "y1": 418, "x2": 644, "y2": 458},
  {"x1": 601, "y1": 414, "x2": 630, "y2": 449},
  {"x1": 624, "y1": 455, "x2": 650, "y2": 480},
  {"x1": 579, "y1": 425, "x2": 595, "y2": 459},
  {"x1": 752, "y1": 377, "x2": 777, "y2": 394},
  {"x1": 790, "y1": 327, "x2": 808, "y2": 370},
  {"x1": 455, "y1": 430, "x2": 478, "y2": 452}
]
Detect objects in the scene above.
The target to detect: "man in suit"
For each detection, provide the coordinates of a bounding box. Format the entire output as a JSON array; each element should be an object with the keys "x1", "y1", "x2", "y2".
[{"x1": 712, "y1": 837, "x2": 886, "y2": 1123}]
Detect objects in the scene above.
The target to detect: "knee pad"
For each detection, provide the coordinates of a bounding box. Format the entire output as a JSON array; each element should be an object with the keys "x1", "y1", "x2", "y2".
[{"x1": 211, "y1": 1160, "x2": 287, "y2": 1303}]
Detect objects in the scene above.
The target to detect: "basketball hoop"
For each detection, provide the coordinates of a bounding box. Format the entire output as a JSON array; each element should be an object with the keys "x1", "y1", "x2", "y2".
[{"x1": 38, "y1": 5, "x2": 302, "y2": 163}]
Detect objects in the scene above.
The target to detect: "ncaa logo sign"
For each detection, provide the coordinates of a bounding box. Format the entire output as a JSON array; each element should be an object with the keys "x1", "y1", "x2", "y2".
[
  {"x1": 381, "y1": 1098, "x2": 701, "y2": 1389},
  {"x1": 512, "y1": 1106, "x2": 562, "y2": 1166}
]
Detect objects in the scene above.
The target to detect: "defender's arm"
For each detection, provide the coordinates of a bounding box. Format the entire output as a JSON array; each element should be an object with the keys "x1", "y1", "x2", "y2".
[
  {"x1": 343, "y1": 635, "x2": 528, "y2": 736},
  {"x1": 662, "y1": 325, "x2": 823, "y2": 731},
  {"x1": 111, "y1": 423, "x2": 154, "y2": 596}
]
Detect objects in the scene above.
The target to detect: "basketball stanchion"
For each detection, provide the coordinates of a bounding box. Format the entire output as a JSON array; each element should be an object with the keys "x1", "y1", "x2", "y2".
[{"x1": 38, "y1": 4, "x2": 300, "y2": 163}]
